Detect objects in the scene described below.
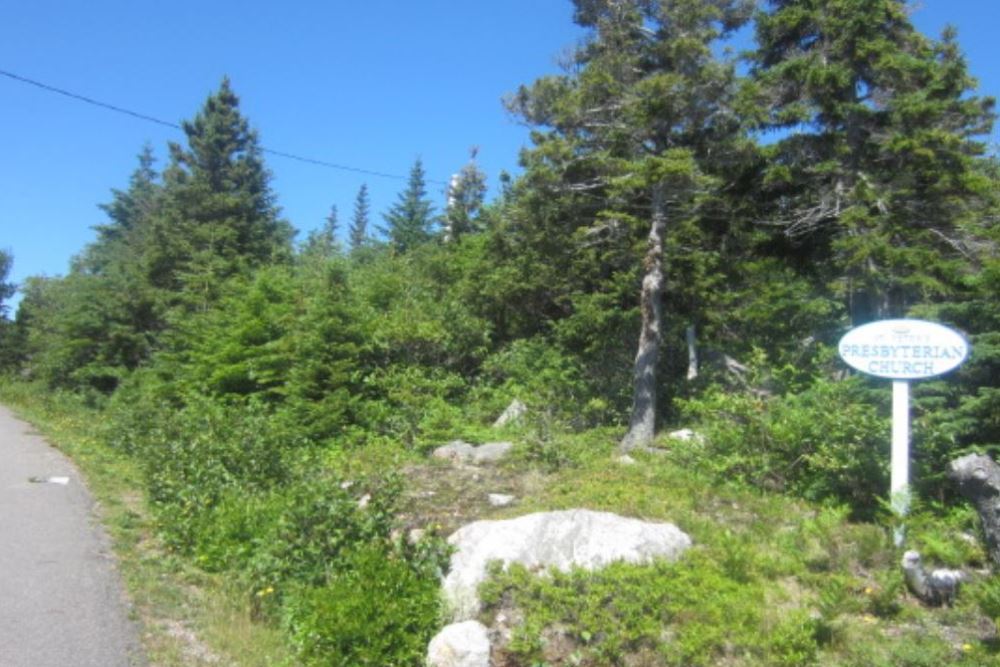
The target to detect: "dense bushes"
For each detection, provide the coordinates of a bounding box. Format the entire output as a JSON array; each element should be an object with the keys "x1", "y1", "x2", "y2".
[
  {"x1": 678, "y1": 376, "x2": 889, "y2": 518},
  {"x1": 104, "y1": 379, "x2": 449, "y2": 666}
]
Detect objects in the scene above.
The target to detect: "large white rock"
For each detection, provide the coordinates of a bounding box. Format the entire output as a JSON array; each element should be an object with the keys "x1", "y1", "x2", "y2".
[
  {"x1": 443, "y1": 509, "x2": 691, "y2": 620},
  {"x1": 427, "y1": 621, "x2": 491, "y2": 667}
]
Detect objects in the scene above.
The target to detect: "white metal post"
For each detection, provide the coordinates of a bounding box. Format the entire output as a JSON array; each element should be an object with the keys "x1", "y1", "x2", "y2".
[{"x1": 891, "y1": 380, "x2": 911, "y2": 546}]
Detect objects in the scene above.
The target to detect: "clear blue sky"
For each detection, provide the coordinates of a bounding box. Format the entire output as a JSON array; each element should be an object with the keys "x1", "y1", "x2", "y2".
[{"x1": 2, "y1": 1, "x2": 997, "y2": 312}]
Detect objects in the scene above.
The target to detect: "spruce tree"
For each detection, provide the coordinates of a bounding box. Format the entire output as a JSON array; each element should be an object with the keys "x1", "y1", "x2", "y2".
[
  {"x1": 381, "y1": 159, "x2": 436, "y2": 253},
  {"x1": 0, "y1": 249, "x2": 16, "y2": 370},
  {"x1": 0, "y1": 249, "x2": 14, "y2": 319},
  {"x1": 750, "y1": 0, "x2": 996, "y2": 324},
  {"x1": 444, "y1": 150, "x2": 487, "y2": 241},
  {"x1": 303, "y1": 205, "x2": 340, "y2": 257},
  {"x1": 509, "y1": 0, "x2": 753, "y2": 450},
  {"x1": 349, "y1": 184, "x2": 371, "y2": 252},
  {"x1": 157, "y1": 77, "x2": 293, "y2": 307}
]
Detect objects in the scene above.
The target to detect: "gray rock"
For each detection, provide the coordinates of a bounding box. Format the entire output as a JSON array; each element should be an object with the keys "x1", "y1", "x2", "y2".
[
  {"x1": 432, "y1": 440, "x2": 514, "y2": 465},
  {"x1": 488, "y1": 493, "x2": 516, "y2": 507},
  {"x1": 443, "y1": 509, "x2": 691, "y2": 620},
  {"x1": 493, "y1": 399, "x2": 527, "y2": 428},
  {"x1": 617, "y1": 454, "x2": 637, "y2": 465},
  {"x1": 472, "y1": 441, "x2": 514, "y2": 464},
  {"x1": 433, "y1": 440, "x2": 478, "y2": 463},
  {"x1": 949, "y1": 453, "x2": 1000, "y2": 567},
  {"x1": 427, "y1": 621, "x2": 491, "y2": 667}
]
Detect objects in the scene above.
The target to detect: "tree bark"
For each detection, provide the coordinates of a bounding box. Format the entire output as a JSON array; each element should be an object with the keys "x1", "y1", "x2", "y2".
[
  {"x1": 949, "y1": 453, "x2": 1000, "y2": 568},
  {"x1": 621, "y1": 184, "x2": 667, "y2": 452}
]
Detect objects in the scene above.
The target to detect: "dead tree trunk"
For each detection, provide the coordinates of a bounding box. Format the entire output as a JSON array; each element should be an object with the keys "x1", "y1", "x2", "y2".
[
  {"x1": 621, "y1": 184, "x2": 666, "y2": 453},
  {"x1": 949, "y1": 453, "x2": 1000, "y2": 568},
  {"x1": 686, "y1": 325, "x2": 698, "y2": 381}
]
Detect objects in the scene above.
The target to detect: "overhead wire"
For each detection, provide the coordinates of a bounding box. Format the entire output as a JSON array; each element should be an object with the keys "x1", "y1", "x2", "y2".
[{"x1": 0, "y1": 68, "x2": 447, "y2": 184}]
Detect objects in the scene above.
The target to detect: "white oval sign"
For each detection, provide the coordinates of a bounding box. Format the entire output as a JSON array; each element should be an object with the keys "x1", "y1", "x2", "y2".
[{"x1": 838, "y1": 319, "x2": 969, "y2": 380}]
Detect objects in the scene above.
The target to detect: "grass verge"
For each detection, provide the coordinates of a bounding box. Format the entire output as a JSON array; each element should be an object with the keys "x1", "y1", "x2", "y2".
[{"x1": 0, "y1": 382, "x2": 294, "y2": 667}]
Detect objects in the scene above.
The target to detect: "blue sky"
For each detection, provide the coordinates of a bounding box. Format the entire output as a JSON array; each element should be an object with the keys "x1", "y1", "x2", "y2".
[{"x1": 2, "y1": 1, "x2": 997, "y2": 312}]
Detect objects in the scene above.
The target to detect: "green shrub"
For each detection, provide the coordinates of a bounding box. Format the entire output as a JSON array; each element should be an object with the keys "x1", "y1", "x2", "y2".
[
  {"x1": 678, "y1": 377, "x2": 889, "y2": 517},
  {"x1": 479, "y1": 553, "x2": 785, "y2": 667},
  {"x1": 109, "y1": 392, "x2": 300, "y2": 550},
  {"x1": 247, "y1": 475, "x2": 402, "y2": 602},
  {"x1": 284, "y1": 545, "x2": 443, "y2": 667}
]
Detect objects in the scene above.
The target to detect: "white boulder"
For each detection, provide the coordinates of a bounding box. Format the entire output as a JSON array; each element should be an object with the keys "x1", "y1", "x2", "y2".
[
  {"x1": 442, "y1": 509, "x2": 691, "y2": 620},
  {"x1": 427, "y1": 621, "x2": 491, "y2": 667}
]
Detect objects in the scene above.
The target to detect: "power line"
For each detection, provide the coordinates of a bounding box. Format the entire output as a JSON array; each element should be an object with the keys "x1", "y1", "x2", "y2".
[
  {"x1": 1, "y1": 69, "x2": 182, "y2": 130},
  {"x1": 0, "y1": 68, "x2": 445, "y2": 184}
]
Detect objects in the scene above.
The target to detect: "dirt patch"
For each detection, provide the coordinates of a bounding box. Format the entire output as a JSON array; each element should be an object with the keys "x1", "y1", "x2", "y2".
[{"x1": 399, "y1": 459, "x2": 553, "y2": 537}]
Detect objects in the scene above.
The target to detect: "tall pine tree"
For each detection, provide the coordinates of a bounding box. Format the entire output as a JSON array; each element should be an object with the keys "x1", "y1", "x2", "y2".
[
  {"x1": 349, "y1": 183, "x2": 371, "y2": 252},
  {"x1": 156, "y1": 77, "x2": 292, "y2": 309},
  {"x1": 381, "y1": 159, "x2": 436, "y2": 253},
  {"x1": 509, "y1": 0, "x2": 753, "y2": 450}
]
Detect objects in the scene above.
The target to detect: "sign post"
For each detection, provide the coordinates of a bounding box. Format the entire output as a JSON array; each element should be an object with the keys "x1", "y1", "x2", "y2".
[
  {"x1": 891, "y1": 380, "x2": 910, "y2": 544},
  {"x1": 838, "y1": 319, "x2": 969, "y2": 546}
]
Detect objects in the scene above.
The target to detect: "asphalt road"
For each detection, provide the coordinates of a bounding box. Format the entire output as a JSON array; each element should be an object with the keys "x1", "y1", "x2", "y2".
[{"x1": 0, "y1": 405, "x2": 144, "y2": 666}]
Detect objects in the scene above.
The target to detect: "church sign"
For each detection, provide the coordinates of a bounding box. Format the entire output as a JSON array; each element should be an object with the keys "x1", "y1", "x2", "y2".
[
  {"x1": 838, "y1": 319, "x2": 968, "y2": 380},
  {"x1": 838, "y1": 319, "x2": 969, "y2": 545}
]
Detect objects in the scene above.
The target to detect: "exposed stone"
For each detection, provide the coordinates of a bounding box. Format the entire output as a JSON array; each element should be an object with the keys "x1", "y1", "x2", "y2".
[
  {"x1": 617, "y1": 454, "x2": 637, "y2": 465},
  {"x1": 432, "y1": 440, "x2": 514, "y2": 465},
  {"x1": 488, "y1": 493, "x2": 516, "y2": 507},
  {"x1": 949, "y1": 453, "x2": 1000, "y2": 567},
  {"x1": 667, "y1": 428, "x2": 704, "y2": 443},
  {"x1": 493, "y1": 399, "x2": 528, "y2": 428},
  {"x1": 433, "y1": 440, "x2": 478, "y2": 463},
  {"x1": 473, "y1": 442, "x2": 514, "y2": 464},
  {"x1": 442, "y1": 509, "x2": 692, "y2": 620},
  {"x1": 427, "y1": 621, "x2": 491, "y2": 667}
]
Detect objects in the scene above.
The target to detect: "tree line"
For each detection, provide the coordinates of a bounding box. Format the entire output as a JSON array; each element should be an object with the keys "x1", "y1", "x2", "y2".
[{"x1": 0, "y1": 0, "x2": 997, "y2": 487}]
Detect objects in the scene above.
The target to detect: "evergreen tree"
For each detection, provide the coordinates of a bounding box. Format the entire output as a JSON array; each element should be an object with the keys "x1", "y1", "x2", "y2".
[
  {"x1": 750, "y1": 0, "x2": 996, "y2": 324},
  {"x1": 0, "y1": 249, "x2": 14, "y2": 319},
  {"x1": 381, "y1": 159, "x2": 436, "y2": 253},
  {"x1": 349, "y1": 184, "x2": 371, "y2": 252},
  {"x1": 444, "y1": 149, "x2": 487, "y2": 241},
  {"x1": 0, "y1": 249, "x2": 17, "y2": 370},
  {"x1": 303, "y1": 205, "x2": 341, "y2": 257},
  {"x1": 508, "y1": 0, "x2": 753, "y2": 450},
  {"x1": 157, "y1": 77, "x2": 293, "y2": 308}
]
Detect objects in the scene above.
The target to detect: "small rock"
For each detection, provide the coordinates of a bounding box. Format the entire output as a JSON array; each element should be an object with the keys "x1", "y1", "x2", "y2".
[
  {"x1": 493, "y1": 399, "x2": 527, "y2": 428},
  {"x1": 617, "y1": 455, "x2": 636, "y2": 465},
  {"x1": 357, "y1": 493, "x2": 371, "y2": 509},
  {"x1": 488, "y1": 493, "x2": 516, "y2": 507},
  {"x1": 427, "y1": 621, "x2": 491, "y2": 667},
  {"x1": 667, "y1": 428, "x2": 704, "y2": 444},
  {"x1": 408, "y1": 528, "x2": 426, "y2": 544}
]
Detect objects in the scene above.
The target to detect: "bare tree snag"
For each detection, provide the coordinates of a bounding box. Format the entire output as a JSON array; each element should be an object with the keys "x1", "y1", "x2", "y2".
[
  {"x1": 621, "y1": 184, "x2": 666, "y2": 453},
  {"x1": 686, "y1": 325, "x2": 698, "y2": 381},
  {"x1": 949, "y1": 453, "x2": 1000, "y2": 568}
]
